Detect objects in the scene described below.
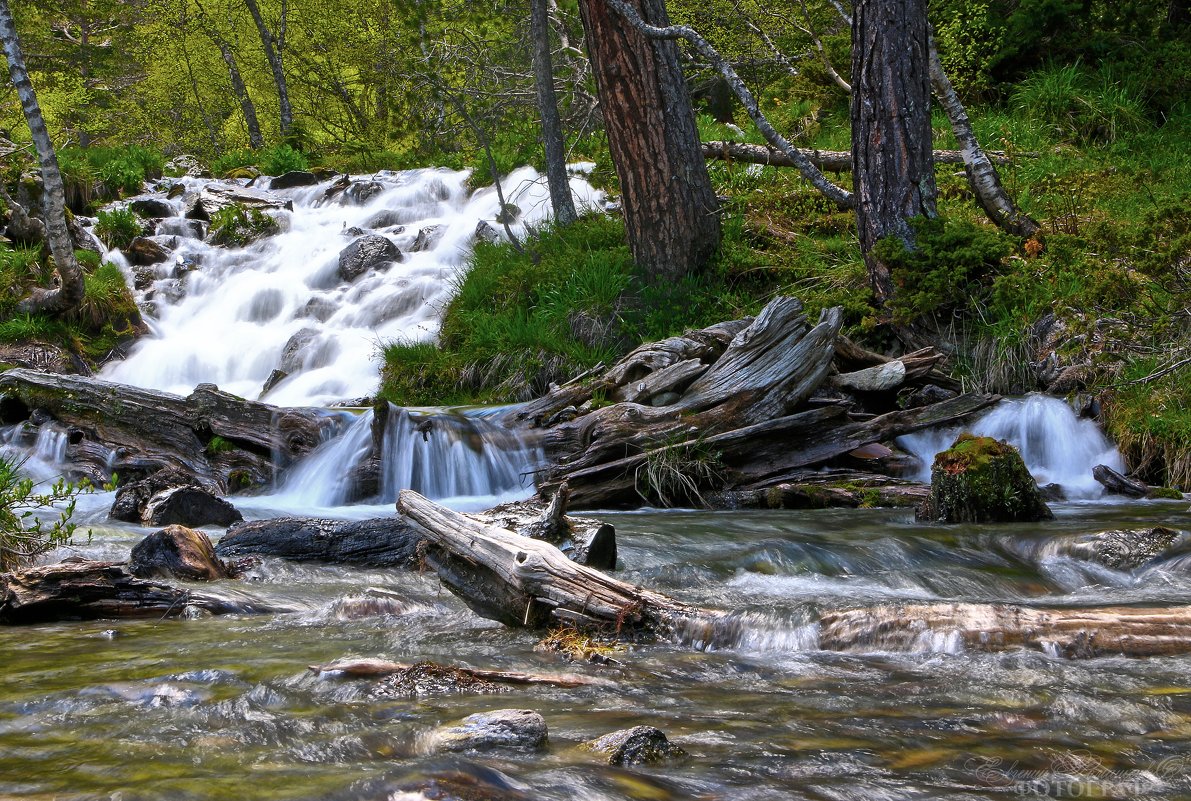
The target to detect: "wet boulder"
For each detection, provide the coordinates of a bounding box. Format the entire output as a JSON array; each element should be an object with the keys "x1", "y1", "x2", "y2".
[
  {"x1": 1068, "y1": 527, "x2": 1181, "y2": 570},
  {"x1": 164, "y1": 155, "x2": 207, "y2": 178},
  {"x1": 128, "y1": 525, "x2": 231, "y2": 581},
  {"x1": 410, "y1": 224, "x2": 444, "y2": 252},
  {"x1": 128, "y1": 197, "x2": 176, "y2": 219},
  {"x1": 197, "y1": 183, "x2": 293, "y2": 216},
  {"x1": 582, "y1": 726, "x2": 687, "y2": 766},
  {"x1": 124, "y1": 236, "x2": 171, "y2": 266},
  {"x1": 268, "y1": 171, "x2": 319, "y2": 190},
  {"x1": 278, "y1": 327, "x2": 319, "y2": 374},
  {"x1": 110, "y1": 468, "x2": 217, "y2": 523},
  {"x1": 429, "y1": 709, "x2": 548, "y2": 753},
  {"x1": 142, "y1": 486, "x2": 243, "y2": 528},
  {"x1": 915, "y1": 434, "x2": 1054, "y2": 524},
  {"x1": 337, "y1": 235, "x2": 402, "y2": 282}
]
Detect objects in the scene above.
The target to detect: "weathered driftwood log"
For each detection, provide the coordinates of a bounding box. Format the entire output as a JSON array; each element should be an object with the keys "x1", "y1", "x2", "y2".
[
  {"x1": 1092, "y1": 464, "x2": 1150, "y2": 498},
  {"x1": 477, "y1": 484, "x2": 617, "y2": 570},
  {"x1": 818, "y1": 603, "x2": 1191, "y2": 658},
  {"x1": 700, "y1": 141, "x2": 1018, "y2": 172},
  {"x1": 708, "y1": 470, "x2": 930, "y2": 509},
  {"x1": 309, "y1": 657, "x2": 610, "y2": 688},
  {"x1": 216, "y1": 516, "x2": 424, "y2": 568},
  {"x1": 0, "y1": 369, "x2": 331, "y2": 489},
  {"x1": 0, "y1": 559, "x2": 272, "y2": 624},
  {"x1": 399, "y1": 490, "x2": 721, "y2": 634}
]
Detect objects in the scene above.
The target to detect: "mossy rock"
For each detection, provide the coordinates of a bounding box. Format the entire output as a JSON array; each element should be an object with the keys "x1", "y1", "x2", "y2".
[{"x1": 916, "y1": 433, "x2": 1054, "y2": 523}]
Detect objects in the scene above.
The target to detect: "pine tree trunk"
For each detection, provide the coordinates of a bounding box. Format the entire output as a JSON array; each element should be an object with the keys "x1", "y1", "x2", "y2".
[
  {"x1": 0, "y1": 0, "x2": 84, "y2": 315},
  {"x1": 243, "y1": 0, "x2": 293, "y2": 138},
  {"x1": 532, "y1": 0, "x2": 578, "y2": 227},
  {"x1": 928, "y1": 34, "x2": 1039, "y2": 238},
  {"x1": 217, "y1": 41, "x2": 265, "y2": 149},
  {"x1": 850, "y1": 0, "x2": 937, "y2": 304},
  {"x1": 577, "y1": 0, "x2": 721, "y2": 282}
]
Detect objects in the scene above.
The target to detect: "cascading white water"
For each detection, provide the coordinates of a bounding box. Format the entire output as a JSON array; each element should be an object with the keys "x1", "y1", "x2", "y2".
[
  {"x1": 100, "y1": 166, "x2": 604, "y2": 407},
  {"x1": 271, "y1": 404, "x2": 540, "y2": 508},
  {"x1": 898, "y1": 394, "x2": 1126, "y2": 499},
  {"x1": 0, "y1": 422, "x2": 71, "y2": 483}
]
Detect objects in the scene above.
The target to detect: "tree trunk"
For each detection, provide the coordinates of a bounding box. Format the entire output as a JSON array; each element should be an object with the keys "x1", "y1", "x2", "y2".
[
  {"x1": 216, "y1": 40, "x2": 265, "y2": 149},
  {"x1": 532, "y1": 0, "x2": 578, "y2": 226},
  {"x1": 0, "y1": 0, "x2": 84, "y2": 316},
  {"x1": 577, "y1": 0, "x2": 721, "y2": 282},
  {"x1": 927, "y1": 32, "x2": 1039, "y2": 238},
  {"x1": 243, "y1": 0, "x2": 293, "y2": 138},
  {"x1": 701, "y1": 141, "x2": 1020, "y2": 172},
  {"x1": 850, "y1": 0, "x2": 938, "y2": 304}
]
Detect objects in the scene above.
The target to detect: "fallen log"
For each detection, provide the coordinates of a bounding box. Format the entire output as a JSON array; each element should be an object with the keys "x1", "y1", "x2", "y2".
[
  {"x1": 0, "y1": 369, "x2": 331, "y2": 489},
  {"x1": 700, "y1": 141, "x2": 1019, "y2": 172},
  {"x1": 398, "y1": 489, "x2": 722, "y2": 635},
  {"x1": 818, "y1": 602, "x2": 1191, "y2": 659},
  {"x1": 1092, "y1": 464, "x2": 1150, "y2": 498},
  {"x1": 216, "y1": 516, "x2": 424, "y2": 567},
  {"x1": 0, "y1": 559, "x2": 274, "y2": 624},
  {"x1": 309, "y1": 657, "x2": 611, "y2": 688}
]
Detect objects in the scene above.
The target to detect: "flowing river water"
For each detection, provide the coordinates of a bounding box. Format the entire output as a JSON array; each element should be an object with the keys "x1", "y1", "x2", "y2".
[{"x1": 3, "y1": 170, "x2": 1191, "y2": 798}]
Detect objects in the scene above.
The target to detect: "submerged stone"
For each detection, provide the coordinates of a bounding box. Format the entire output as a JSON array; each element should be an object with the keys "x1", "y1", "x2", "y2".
[
  {"x1": 429, "y1": 709, "x2": 548, "y2": 753},
  {"x1": 1068, "y1": 526, "x2": 1181, "y2": 570},
  {"x1": 915, "y1": 433, "x2": 1054, "y2": 524},
  {"x1": 582, "y1": 725, "x2": 687, "y2": 766}
]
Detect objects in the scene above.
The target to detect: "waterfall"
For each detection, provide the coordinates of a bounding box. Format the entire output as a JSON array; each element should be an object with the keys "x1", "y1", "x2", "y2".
[
  {"x1": 271, "y1": 405, "x2": 541, "y2": 508},
  {"x1": 0, "y1": 422, "x2": 70, "y2": 483},
  {"x1": 898, "y1": 394, "x2": 1126, "y2": 499},
  {"x1": 99, "y1": 166, "x2": 604, "y2": 407}
]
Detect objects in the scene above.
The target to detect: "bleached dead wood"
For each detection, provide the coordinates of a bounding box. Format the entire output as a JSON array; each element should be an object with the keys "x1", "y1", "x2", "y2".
[
  {"x1": 701, "y1": 141, "x2": 1017, "y2": 172},
  {"x1": 309, "y1": 657, "x2": 610, "y2": 688}
]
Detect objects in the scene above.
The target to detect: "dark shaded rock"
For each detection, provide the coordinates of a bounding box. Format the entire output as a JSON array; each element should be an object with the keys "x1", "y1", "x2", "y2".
[
  {"x1": 128, "y1": 525, "x2": 231, "y2": 581},
  {"x1": 1048, "y1": 363, "x2": 1093, "y2": 394},
  {"x1": 1093, "y1": 464, "x2": 1149, "y2": 498},
  {"x1": 298, "y1": 297, "x2": 336, "y2": 322},
  {"x1": 903, "y1": 383, "x2": 958, "y2": 409},
  {"x1": 338, "y1": 235, "x2": 402, "y2": 282},
  {"x1": 278, "y1": 328, "x2": 318, "y2": 374},
  {"x1": 142, "y1": 486, "x2": 243, "y2": 528},
  {"x1": 341, "y1": 226, "x2": 368, "y2": 238},
  {"x1": 1068, "y1": 527, "x2": 1181, "y2": 570},
  {"x1": 430, "y1": 709, "x2": 547, "y2": 753},
  {"x1": 128, "y1": 197, "x2": 176, "y2": 218},
  {"x1": 410, "y1": 224, "x2": 444, "y2": 252},
  {"x1": 269, "y1": 171, "x2": 319, "y2": 190},
  {"x1": 68, "y1": 213, "x2": 102, "y2": 254},
  {"x1": 215, "y1": 516, "x2": 423, "y2": 567},
  {"x1": 132, "y1": 264, "x2": 156, "y2": 289},
  {"x1": 371, "y1": 662, "x2": 507, "y2": 698},
  {"x1": 125, "y1": 236, "x2": 170, "y2": 266},
  {"x1": 1039, "y1": 482, "x2": 1067, "y2": 502},
  {"x1": 344, "y1": 180, "x2": 384, "y2": 205},
  {"x1": 346, "y1": 456, "x2": 381, "y2": 502},
  {"x1": 364, "y1": 208, "x2": 407, "y2": 228},
  {"x1": 110, "y1": 468, "x2": 217, "y2": 523},
  {"x1": 583, "y1": 726, "x2": 686, "y2": 766},
  {"x1": 915, "y1": 434, "x2": 1054, "y2": 523},
  {"x1": 261, "y1": 369, "x2": 289, "y2": 396},
  {"x1": 474, "y1": 220, "x2": 500, "y2": 244}
]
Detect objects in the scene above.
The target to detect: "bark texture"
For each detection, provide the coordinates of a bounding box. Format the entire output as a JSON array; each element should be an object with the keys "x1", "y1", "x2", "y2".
[
  {"x1": 578, "y1": 0, "x2": 721, "y2": 280},
  {"x1": 701, "y1": 141, "x2": 1016, "y2": 172},
  {"x1": 217, "y1": 41, "x2": 265, "y2": 149},
  {"x1": 851, "y1": 0, "x2": 938, "y2": 303},
  {"x1": 532, "y1": 0, "x2": 578, "y2": 226},
  {"x1": 243, "y1": 0, "x2": 293, "y2": 137},
  {"x1": 0, "y1": 0, "x2": 85, "y2": 315}
]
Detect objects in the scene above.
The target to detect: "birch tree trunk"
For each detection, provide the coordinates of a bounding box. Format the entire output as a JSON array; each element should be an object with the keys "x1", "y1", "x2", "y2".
[
  {"x1": 215, "y1": 41, "x2": 265, "y2": 149},
  {"x1": 243, "y1": 0, "x2": 293, "y2": 138},
  {"x1": 0, "y1": 0, "x2": 85, "y2": 316},
  {"x1": 577, "y1": 0, "x2": 721, "y2": 282},
  {"x1": 928, "y1": 33, "x2": 1040, "y2": 238},
  {"x1": 532, "y1": 0, "x2": 578, "y2": 226},
  {"x1": 851, "y1": 0, "x2": 938, "y2": 304}
]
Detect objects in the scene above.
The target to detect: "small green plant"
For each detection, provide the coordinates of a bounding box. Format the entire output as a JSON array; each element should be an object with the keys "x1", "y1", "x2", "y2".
[
  {"x1": 95, "y1": 208, "x2": 143, "y2": 250},
  {"x1": 205, "y1": 436, "x2": 234, "y2": 455},
  {"x1": 634, "y1": 433, "x2": 727, "y2": 508},
  {"x1": 0, "y1": 455, "x2": 91, "y2": 572},
  {"x1": 258, "y1": 143, "x2": 309, "y2": 176},
  {"x1": 208, "y1": 205, "x2": 280, "y2": 247}
]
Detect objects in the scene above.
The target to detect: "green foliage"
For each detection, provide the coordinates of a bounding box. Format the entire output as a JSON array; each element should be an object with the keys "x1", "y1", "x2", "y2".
[
  {"x1": 1106, "y1": 361, "x2": 1191, "y2": 489},
  {"x1": 931, "y1": 1, "x2": 1005, "y2": 100},
  {"x1": 205, "y1": 436, "x2": 234, "y2": 455},
  {"x1": 210, "y1": 150, "x2": 258, "y2": 178},
  {"x1": 56, "y1": 146, "x2": 165, "y2": 199},
  {"x1": 0, "y1": 455, "x2": 90, "y2": 572},
  {"x1": 94, "y1": 208, "x2": 143, "y2": 250},
  {"x1": 208, "y1": 205, "x2": 280, "y2": 247},
  {"x1": 258, "y1": 144, "x2": 309, "y2": 176},
  {"x1": 875, "y1": 217, "x2": 1015, "y2": 325},
  {"x1": 1010, "y1": 64, "x2": 1149, "y2": 144},
  {"x1": 634, "y1": 433, "x2": 727, "y2": 508}
]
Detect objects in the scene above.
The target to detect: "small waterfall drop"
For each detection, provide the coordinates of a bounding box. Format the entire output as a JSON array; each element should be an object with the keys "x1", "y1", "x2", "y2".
[
  {"x1": 899, "y1": 394, "x2": 1125, "y2": 499},
  {"x1": 99, "y1": 166, "x2": 604, "y2": 407},
  {"x1": 0, "y1": 423, "x2": 71, "y2": 483},
  {"x1": 271, "y1": 404, "x2": 540, "y2": 509}
]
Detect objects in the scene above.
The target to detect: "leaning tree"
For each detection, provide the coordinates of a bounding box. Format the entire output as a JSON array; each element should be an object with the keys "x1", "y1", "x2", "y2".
[{"x1": 0, "y1": 0, "x2": 85, "y2": 315}]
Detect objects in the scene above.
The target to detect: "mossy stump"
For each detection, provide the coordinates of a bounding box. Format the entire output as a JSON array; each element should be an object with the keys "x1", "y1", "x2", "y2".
[{"x1": 915, "y1": 434, "x2": 1054, "y2": 523}]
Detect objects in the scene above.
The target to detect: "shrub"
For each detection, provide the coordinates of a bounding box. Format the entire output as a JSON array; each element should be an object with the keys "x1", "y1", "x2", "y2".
[
  {"x1": 1011, "y1": 64, "x2": 1149, "y2": 143},
  {"x1": 208, "y1": 205, "x2": 280, "y2": 247},
  {"x1": 210, "y1": 149, "x2": 258, "y2": 177},
  {"x1": 94, "y1": 208, "x2": 143, "y2": 250},
  {"x1": 0, "y1": 455, "x2": 90, "y2": 572},
  {"x1": 258, "y1": 143, "x2": 309, "y2": 176}
]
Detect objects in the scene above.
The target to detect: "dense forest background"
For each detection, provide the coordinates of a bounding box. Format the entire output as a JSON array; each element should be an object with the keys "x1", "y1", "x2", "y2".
[{"x1": 1, "y1": 0, "x2": 1189, "y2": 484}]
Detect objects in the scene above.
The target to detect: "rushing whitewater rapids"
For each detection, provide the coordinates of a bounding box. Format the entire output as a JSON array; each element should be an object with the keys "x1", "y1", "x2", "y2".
[{"x1": 99, "y1": 167, "x2": 604, "y2": 407}]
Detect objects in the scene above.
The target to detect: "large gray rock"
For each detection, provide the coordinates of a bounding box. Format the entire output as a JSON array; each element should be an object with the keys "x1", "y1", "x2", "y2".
[
  {"x1": 128, "y1": 525, "x2": 231, "y2": 581},
  {"x1": 834, "y1": 360, "x2": 906, "y2": 392},
  {"x1": 583, "y1": 726, "x2": 686, "y2": 766},
  {"x1": 125, "y1": 236, "x2": 170, "y2": 266},
  {"x1": 197, "y1": 183, "x2": 293, "y2": 216},
  {"x1": 142, "y1": 486, "x2": 243, "y2": 528},
  {"x1": 278, "y1": 328, "x2": 319, "y2": 374},
  {"x1": 128, "y1": 197, "x2": 176, "y2": 219},
  {"x1": 429, "y1": 709, "x2": 548, "y2": 753},
  {"x1": 110, "y1": 468, "x2": 217, "y2": 523},
  {"x1": 337, "y1": 235, "x2": 402, "y2": 282}
]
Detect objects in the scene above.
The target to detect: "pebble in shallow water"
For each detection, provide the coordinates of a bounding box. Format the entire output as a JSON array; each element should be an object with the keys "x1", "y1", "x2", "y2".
[
  {"x1": 428, "y1": 709, "x2": 548, "y2": 753},
  {"x1": 582, "y1": 725, "x2": 687, "y2": 766}
]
